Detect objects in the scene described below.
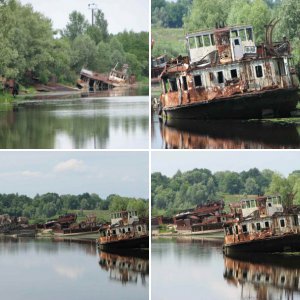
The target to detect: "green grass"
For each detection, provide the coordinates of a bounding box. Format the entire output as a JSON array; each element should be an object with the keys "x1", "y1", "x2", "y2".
[{"x1": 152, "y1": 26, "x2": 187, "y2": 58}]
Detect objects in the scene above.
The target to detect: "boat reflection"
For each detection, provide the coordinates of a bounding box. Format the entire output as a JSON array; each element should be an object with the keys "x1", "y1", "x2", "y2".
[
  {"x1": 158, "y1": 117, "x2": 300, "y2": 149},
  {"x1": 223, "y1": 254, "x2": 300, "y2": 300},
  {"x1": 98, "y1": 251, "x2": 149, "y2": 286}
]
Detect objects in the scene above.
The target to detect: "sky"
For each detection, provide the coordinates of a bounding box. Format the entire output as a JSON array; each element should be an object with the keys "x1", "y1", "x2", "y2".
[
  {"x1": 152, "y1": 151, "x2": 300, "y2": 177},
  {"x1": 19, "y1": 0, "x2": 149, "y2": 33},
  {"x1": 0, "y1": 151, "x2": 148, "y2": 198}
]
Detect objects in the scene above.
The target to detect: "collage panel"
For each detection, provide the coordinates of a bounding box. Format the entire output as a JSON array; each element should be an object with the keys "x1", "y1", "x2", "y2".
[
  {"x1": 151, "y1": 0, "x2": 300, "y2": 149},
  {"x1": 0, "y1": 151, "x2": 149, "y2": 300},
  {"x1": 0, "y1": 0, "x2": 149, "y2": 149},
  {"x1": 151, "y1": 151, "x2": 300, "y2": 300}
]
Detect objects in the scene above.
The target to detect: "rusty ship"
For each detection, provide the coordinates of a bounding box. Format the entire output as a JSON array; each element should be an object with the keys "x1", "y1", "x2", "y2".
[
  {"x1": 223, "y1": 195, "x2": 300, "y2": 256},
  {"x1": 97, "y1": 211, "x2": 149, "y2": 251},
  {"x1": 158, "y1": 21, "x2": 299, "y2": 120}
]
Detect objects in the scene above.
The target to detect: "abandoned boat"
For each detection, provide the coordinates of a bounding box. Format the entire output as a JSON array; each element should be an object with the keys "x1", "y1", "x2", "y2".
[
  {"x1": 151, "y1": 55, "x2": 167, "y2": 84},
  {"x1": 223, "y1": 195, "x2": 300, "y2": 256},
  {"x1": 159, "y1": 21, "x2": 299, "y2": 120},
  {"x1": 97, "y1": 211, "x2": 149, "y2": 251},
  {"x1": 76, "y1": 63, "x2": 136, "y2": 92}
]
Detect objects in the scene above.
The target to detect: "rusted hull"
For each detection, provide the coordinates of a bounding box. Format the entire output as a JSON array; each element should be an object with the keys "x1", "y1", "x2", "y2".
[
  {"x1": 162, "y1": 88, "x2": 299, "y2": 120},
  {"x1": 223, "y1": 233, "x2": 300, "y2": 256},
  {"x1": 98, "y1": 236, "x2": 149, "y2": 251}
]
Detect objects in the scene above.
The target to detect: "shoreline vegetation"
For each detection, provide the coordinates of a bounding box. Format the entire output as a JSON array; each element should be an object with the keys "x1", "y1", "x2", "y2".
[{"x1": 0, "y1": 0, "x2": 149, "y2": 101}]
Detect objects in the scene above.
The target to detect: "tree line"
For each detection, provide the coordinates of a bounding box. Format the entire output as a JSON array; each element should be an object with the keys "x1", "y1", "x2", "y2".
[
  {"x1": 0, "y1": 192, "x2": 149, "y2": 222},
  {"x1": 0, "y1": 0, "x2": 148, "y2": 86},
  {"x1": 152, "y1": 0, "x2": 300, "y2": 71},
  {"x1": 152, "y1": 168, "x2": 300, "y2": 215}
]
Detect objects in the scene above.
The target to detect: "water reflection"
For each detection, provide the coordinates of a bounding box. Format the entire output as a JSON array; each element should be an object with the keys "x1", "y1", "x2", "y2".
[
  {"x1": 152, "y1": 112, "x2": 300, "y2": 149},
  {"x1": 224, "y1": 255, "x2": 300, "y2": 300},
  {"x1": 99, "y1": 251, "x2": 149, "y2": 286},
  {"x1": 0, "y1": 96, "x2": 148, "y2": 149}
]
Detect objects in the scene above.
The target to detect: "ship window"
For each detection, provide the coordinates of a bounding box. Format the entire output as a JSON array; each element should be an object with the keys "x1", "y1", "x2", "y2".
[
  {"x1": 217, "y1": 71, "x2": 224, "y2": 84},
  {"x1": 294, "y1": 215, "x2": 299, "y2": 226},
  {"x1": 239, "y1": 29, "x2": 246, "y2": 41},
  {"x1": 251, "y1": 199, "x2": 256, "y2": 208},
  {"x1": 169, "y1": 78, "x2": 178, "y2": 92},
  {"x1": 210, "y1": 34, "x2": 215, "y2": 45},
  {"x1": 182, "y1": 76, "x2": 188, "y2": 91},
  {"x1": 228, "y1": 227, "x2": 233, "y2": 235},
  {"x1": 231, "y1": 30, "x2": 238, "y2": 38},
  {"x1": 203, "y1": 35, "x2": 210, "y2": 47},
  {"x1": 189, "y1": 37, "x2": 196, "y2": 49},
  {"x1": 268, "y1": 202, "x2": 272, "y2": 207},
  {"x1": 230, "y1": 69, "x2": 238, "y2": 79},
  {"x1": 256, "y1": 223, "x2": 261, "y2": 231},
  {"x1": 246, "y1": 28, "x2": 253, "y2": 41},
  {"x1": 107, "y1": 231, "x2": 110, "y2": 236},
  {"x1": 242, "y1": 225, "x2": 248, "y2": 233},
  {"x1": 234, "y1": 225, "x2": 238, "y2": 234},
  {"x1": 138, "y1": 226, "x2": 141, "y2": 231},
  {"x1": 234, "y1": 39, "x2": 240, "y2": 46},
  {"x1": 265, "y1": 221, "x2": 270, "y2": 228},
  {"x1": 281, "y1": 276, "x2": 285, "y2": 284},
  {"x1": 122, "y1": 228, "x2": 125, "y2": 234},
  {"x1": 255, "y1": 65, "x2": 263, "y2": 78},
  {"x1": 196, "y1": 36, "x2": 203, "y2": 48},
  {"x1": 112, "y1": 230, "x2": 116, "y2": 235},
  {"x1": 280, "y1": 219, "x2": 285, "y2": 227},
  {"x1": 128, "y1": 227, "x2": 131, "y2": 232},
  {"x1": 194, "y1": 75, "x2": 202, "y2": 87}
]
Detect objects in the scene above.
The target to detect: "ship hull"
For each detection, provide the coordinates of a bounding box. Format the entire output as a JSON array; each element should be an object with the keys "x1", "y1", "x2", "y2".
[
  {"x1": 223, "y1": 233, "x2": 300, "y2": 256},
  {"x1": 98, "y1": 236, "x2": 149, "y2": 251},
  {"x1": 162, "y1": 88, "x2": 299, "y2": 120}
]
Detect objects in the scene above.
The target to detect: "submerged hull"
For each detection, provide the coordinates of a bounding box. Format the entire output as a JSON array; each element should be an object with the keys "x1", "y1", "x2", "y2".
[
  {"x1": 98, "y1": 236, "x2": 149, "y2": 251},
  {"x1": 223, "y1": 233, "x2": 300, "y2": 256},
  {"x1": 162, "y1": 88, "x2": 299, "y2": 120}
]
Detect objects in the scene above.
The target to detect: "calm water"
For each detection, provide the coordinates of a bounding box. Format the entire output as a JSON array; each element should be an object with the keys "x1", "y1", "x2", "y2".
[
  {"x1": 152, "y1": 237, "x2": 300, "y2": 300},
  {"x1": 151, "y1": 112, "x2": 300, "y2": 149},
  {"x1": 0, "y1": 238, "x2": 148, "y2": 300},
  {"x1": 0, "y1": 96, "x2": 149, "y2": 149}
]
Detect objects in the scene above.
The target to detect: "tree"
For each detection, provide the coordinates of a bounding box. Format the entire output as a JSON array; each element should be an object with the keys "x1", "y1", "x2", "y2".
[
  {"x1": 86, "y1": 9, "x2": 108, "y2": 44},
  {"x1": 64, "y1": 11, "x2": 89, "y2": 41}
]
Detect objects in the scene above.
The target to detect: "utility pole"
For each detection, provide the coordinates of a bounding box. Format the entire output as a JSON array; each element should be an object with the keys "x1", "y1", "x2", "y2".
[{"x1": 88, "y1": 3, "x2": 97, "y2": 26}]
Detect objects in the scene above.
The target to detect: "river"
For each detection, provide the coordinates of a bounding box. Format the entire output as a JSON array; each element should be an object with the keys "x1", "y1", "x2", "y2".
[
  {"x1": 152, "y1": 237, "x2": 300, "y2": 300},
  {"x1": 0, "y1": 94, "x2": 149, "y2": 149},
  {"x1": 0, "y1": 237, "x2": 149, "y2": 300},
  {"x1": 151, "y1": 111, "x2": 300, "y2": 149}
]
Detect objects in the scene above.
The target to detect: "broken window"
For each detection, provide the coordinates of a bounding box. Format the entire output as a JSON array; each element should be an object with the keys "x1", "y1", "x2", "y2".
[
  {"x1": 265, "y1": 221, "x2": 270, "y2": 228},
  {"x1": 280, "y1": 219, "x2": 285, "y2": 227},
  {"x1": 228, "y1": 227, "x2": 233, "y2": 235},
  {"x1": 182, "y1": 76, "x2": 188, "y2": 91},
  {"x1": 255, "y1": 65, "x2": 263, "y2": 78},
  {"x1": 217, "y1": 71, "x2": 224, "y2": 84},
  {"x1": 239, "y1": 29, "x2": 246, "y2": 41},
  {"x1": 231, "y1": 30, "x2": 238, "y2": 38},
  {"x1": 234, "y1": 38, "x2": 240, "y2": 46},
  {"x1": 194, "y1": 75, "x2": 202, "y2": 87},
  {"x1": 169, "y1": 78, "x2": 178, "y2": 92},
  {"x1": 230, "y1": 69, "x2": 238, "y2": 79},
  {"x1": 246, "y1": 28, "x2": 253, "y2": 41},
  {"x1": 210, "y1": 34, "x2": 215, "y2": 45},
  {"x1": 256, "y1": 223, "x2": 261, "y2": 230},
  {"x1": 203, "y1": 35, "x2": 211, "y2": 47},
  {"x1": 189, "y1": 37, "x2": 196, "y2": 49},
  {"x1": 138, "y1": 226, "x2": 142, "y2": 231},
  {"x1": 128, "y1": 227, "x2": 131, "y2": 232},
  {"x1": 196, "y1": 36, "x2": 203, "y2": 48},
  {"x1": 242, "y1": 224, "x2": 248, "y2": 233},
  {"x1": 112, "y1": 230, "x2": 116, "y2": 235}
]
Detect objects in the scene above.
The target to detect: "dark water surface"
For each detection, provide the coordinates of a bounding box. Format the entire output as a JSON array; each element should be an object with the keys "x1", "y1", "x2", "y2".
[
  {"x1": 152, "y1": 237, "x2": 300, "y2": 300},
  {"x1": 0, "y1": 238, "x2": 148, "y2": 300},
  {"x1": 151, "y1": 111, "x2": 300, "y2": 149},
  {"x1": 0, "y1": 96, "x2": 149, "y2": 149}
]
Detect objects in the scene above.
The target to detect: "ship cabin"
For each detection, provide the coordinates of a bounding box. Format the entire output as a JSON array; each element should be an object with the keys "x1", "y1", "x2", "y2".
[
  {"x1": 108, "y1": 64, "x2": 129, "y2": 83},
  {"x1": 186, "y1": 25, "x2": 256, "y2": 64},
  {"x1": 224, "y1": 196, "x2": 300, "y2": 245},
  {"x1": 111, "y1": 210, "x2": 139, "y2": 226}
]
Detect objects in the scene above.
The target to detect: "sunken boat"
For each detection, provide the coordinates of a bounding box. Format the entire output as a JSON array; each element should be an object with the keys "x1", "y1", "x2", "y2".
[
  {"x1": 223, "y1": 195, "x2": 300, "y2": 256},
  {"x1": 77, "y1": 63, "x2": 136, "y2": 92},
  {"x1": 159, "y1": 21, "x2": 299, "y2": 120},
  {"x1": 97, "y1": 211, "x2": 149, "y2": 251}
]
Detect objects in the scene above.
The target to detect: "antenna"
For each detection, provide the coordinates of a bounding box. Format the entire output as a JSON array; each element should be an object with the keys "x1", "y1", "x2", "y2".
[{"x1": 88, "y1": 3, "x2": 98, "y2": 26}]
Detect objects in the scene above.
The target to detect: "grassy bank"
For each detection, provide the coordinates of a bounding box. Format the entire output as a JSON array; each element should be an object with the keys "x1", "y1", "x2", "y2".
[{"x1": 152, "y1": 26, "x2": 187, "y2": 58}]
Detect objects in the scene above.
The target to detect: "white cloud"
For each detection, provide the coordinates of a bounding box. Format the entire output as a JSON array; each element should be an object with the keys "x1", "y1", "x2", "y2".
[
  {"x1": 21, "y1": 171, "x2": 42, "y2": 177},
  {"x1": 53, "y1": 159, "x2": 86, "y2": 173}
]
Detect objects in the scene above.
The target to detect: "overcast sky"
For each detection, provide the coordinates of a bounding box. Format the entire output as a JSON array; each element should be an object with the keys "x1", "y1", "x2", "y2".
[
  {"x1": 152, "y1": 151, "x2": 300, "y2": 177},
  {"x1": 0, "y1": 151, "x2": 148, "y2": 198},
  {"x1": 19, "y1": 0, "x2": 149, "y2": 33}
]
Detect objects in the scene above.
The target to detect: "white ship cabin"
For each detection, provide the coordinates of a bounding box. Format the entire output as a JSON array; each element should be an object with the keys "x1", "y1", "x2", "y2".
[
  {"x1": 186, "y1": 25, "x2": 256, "y2": 64},
  {"x1": 241, "y1": 195, "x2": 283, "y2": 218},
  {"x1": 111, "y1": 211, "x2": 139, "y2": 226},
  {"x1": 108, "y1": 64, "x2": 128, "y2": 83}
]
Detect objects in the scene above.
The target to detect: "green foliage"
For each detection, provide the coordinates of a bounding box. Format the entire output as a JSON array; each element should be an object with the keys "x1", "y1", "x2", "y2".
[
  {"x1": 0, "y1": 192, "x2": 148, "y2": 220},
  {"x1": 63, "y1": 11, "x2": 89, "y2": 41}
]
